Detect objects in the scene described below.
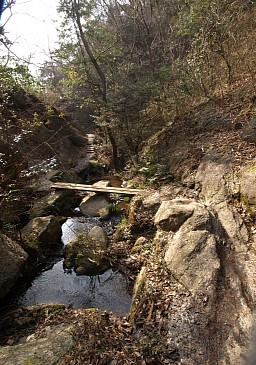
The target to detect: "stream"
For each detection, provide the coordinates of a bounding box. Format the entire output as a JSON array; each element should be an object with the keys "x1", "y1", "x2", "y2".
[{"x1": 16, "y1": 217, "x2": 132, "y2": 317}]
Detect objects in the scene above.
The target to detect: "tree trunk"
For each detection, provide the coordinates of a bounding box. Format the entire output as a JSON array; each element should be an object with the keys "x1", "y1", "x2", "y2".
[{"x1": 73, "y1": 0, "x2": 120, "y2": 172}]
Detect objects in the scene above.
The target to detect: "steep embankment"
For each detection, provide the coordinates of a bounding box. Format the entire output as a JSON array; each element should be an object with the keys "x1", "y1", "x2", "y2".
[
  {"x1": 0, "y1": 87, "x2": 92, "y2": 188},
  {"x1": 142, "y1": 99, "x2": 256, "y2": 185},
  {"x1": 0, "y1": 87, "x2": 95, "y2": 226}
]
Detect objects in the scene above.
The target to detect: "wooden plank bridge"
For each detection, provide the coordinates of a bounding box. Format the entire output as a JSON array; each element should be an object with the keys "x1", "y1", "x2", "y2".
[{"x1": 51, "y1": 182, "x2": 142, "y2": 195}]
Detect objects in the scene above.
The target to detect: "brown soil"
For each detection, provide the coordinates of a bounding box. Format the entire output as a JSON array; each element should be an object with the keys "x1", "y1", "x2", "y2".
[{"x1": 145, "y1": 97, "x2": 256, "y2": 185}]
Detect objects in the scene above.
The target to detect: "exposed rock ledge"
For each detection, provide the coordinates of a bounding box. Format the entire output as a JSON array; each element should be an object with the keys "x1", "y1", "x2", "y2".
[
  {"x1": 0, "y1": 323, "x2": 73, "y2": 365},
  {"x1": 138, "y1": 154, "x2": 256, "y2": 364},
  {"x1": 128, "y1": 153, "x2": 256, "y2": 364}
]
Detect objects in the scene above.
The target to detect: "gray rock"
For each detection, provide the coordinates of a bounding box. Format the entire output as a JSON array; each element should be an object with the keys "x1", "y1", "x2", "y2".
[
  {"x1": 0, "y1": 233, "x2": 28, "y2": 300},
  {"x1": 88, "y1": 226, "x2": 109, "y2": 246},
  {"x1": 195, "y1": 154, "x2": 231, "y2": 204},
  {"x1": 80, "y1": 181, "x2": 111, "y2": 217},
  {"x1": 239, "y1": 166, "x2": 256, "y2": 206},
  {"x1": 80, "y1": 194, "x2": 110, "y2": 217},
  {"x1": 0, "y1": 324, "x2": 73, "y2": 365},
  {"x1": 164, "y1": 203, "x2": 219, "y2": 294},
  {"x1": 215, "y1": 201, "x2": 249, "y2": 244},
  {"x1": 153, "y1": 193, "x2": 255, "y2": 363},
  {"x1": 143, "y1": 191, "x2": 162, "y2": 214},
  {"x1": 21, "y1": 216, "x2": 62, "y2": 248},
  {"x1": 193, "y1": 154, "x2": 256, "y2": 363},
  {"x1": 154, "y1": 199, "x2": 197, "y2": 231}
]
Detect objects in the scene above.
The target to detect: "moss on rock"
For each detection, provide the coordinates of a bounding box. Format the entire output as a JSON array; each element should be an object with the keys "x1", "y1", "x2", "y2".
[{"x1": 63, "y1": 227, "x2": 110, "y2": 275}]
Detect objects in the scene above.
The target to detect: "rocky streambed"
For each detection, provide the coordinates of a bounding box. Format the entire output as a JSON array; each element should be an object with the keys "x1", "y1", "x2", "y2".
[
  {"x1": 1, "y1": 155, "x2": 256, "y2": 364},
  {"x1": 0, "y1": 180, "x2": 134, "y2": 344}
]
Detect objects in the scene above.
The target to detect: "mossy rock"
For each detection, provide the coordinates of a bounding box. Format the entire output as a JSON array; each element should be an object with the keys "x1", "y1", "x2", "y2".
[
  {"x1": 21, "y1": 216, "x2": 62, "y2": 249},
  {"x1": 63, "y1": 227, "x2": 109, "y2": 275}
]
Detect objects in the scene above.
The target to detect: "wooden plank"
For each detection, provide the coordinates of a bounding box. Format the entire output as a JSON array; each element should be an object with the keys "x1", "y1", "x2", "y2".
[{"x1": 51, "y1": 182, "x2": 142, "y2": 195}]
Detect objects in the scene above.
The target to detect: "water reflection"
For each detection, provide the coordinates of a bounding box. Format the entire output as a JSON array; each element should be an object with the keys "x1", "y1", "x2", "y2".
[
  {"x1": 62, "y1": 215, "x2": 122, "y2": 244},
  {"x1": 17, "y1": 216, "x2": 132, "y2": 316},
  {"x1": 18, "y1": 263, "x2": 131, "y2": 316},
  {"x1": 61, "y1": 217, "x2": 101, "y2": 245}
]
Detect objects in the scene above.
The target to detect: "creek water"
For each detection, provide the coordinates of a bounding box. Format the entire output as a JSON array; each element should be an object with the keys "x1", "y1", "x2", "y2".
[{"x1": 17, "y1": 217, "x2": 132, "y2": 316}]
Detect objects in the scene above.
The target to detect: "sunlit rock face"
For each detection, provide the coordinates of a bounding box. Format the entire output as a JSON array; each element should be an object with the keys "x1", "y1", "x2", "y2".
[
  {"x1": 163, "y1": 201, "x2": 219, "y2": 296},
  {"x1": 79, "y1": 180, "x2": 111, "y2": 218},
  {"x1": 79, "y1": 193, "x2": 110, "y2": 217},
  {"x1": 144, "y1": 155, "x2": 256, "y2": 364}
]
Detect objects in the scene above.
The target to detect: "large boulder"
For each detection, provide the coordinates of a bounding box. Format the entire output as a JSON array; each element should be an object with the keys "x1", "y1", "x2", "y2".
[
  {"x1": 79, "y1": 181, "x2": 111, "y2": 217},
  {"x1": 154, "y1": 198, "x2": 197, "y2": 232},
  {"x1": 195, "y1": 154, "x2": 231, "y2": 204},
  {"x1": 29, "y1": 190, "x2": 76, "y2": 217},
  {"x1": 80, "y1": 194, "x2": 110, "y2": 218},
  {"x1": 132, "y1": 156, "x2": 256, "y2": 365},
  {"x1": 64, "y1": 226, "x2": 109, "y2": 275},
  {"x1": 0, "y1": 233, "x2": 28, "y2": 300},
  {"x1": 143, "y1": 191, "x2": 162, "y2": 215},
  {"x1": 21, "y1": 216, "x2": 62, "y2": 249},
  {"x1": 190, "y1": 155, "x2": 256, "y2": 363},
  {"x1": 163, "y1": 201, "x2": 219, "y2": 295},
  {"x1": 88, "y1": 225, "x2": 109, "y2": 245}
]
